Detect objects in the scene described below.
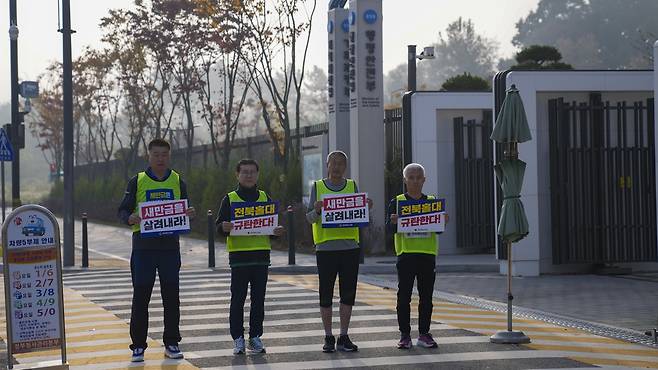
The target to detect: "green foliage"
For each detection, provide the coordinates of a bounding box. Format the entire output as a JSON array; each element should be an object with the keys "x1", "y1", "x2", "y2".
[
  {"x1": 43, "y1": 159, "x2": 305, "y2": 243},
  {"x1": 441, "y1": 73, "x2": 491, "y2": 92},
  {"x1": 513, "y1": 0, "x2": 658, "y2": 68},
  {"x1": 510, "y1": 45, "x2": 573, "y2": 70}
]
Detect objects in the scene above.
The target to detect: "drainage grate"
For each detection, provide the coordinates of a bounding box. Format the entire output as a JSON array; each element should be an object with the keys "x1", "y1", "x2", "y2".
[{"x1": 360, "y1": 275, "x2": 658, "y2": 348}]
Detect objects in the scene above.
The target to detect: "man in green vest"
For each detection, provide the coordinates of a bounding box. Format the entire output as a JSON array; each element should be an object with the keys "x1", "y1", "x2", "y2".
[
  {"x1": 215, "y1": 158, "x2": 284, "y2": 355},
  {"x1": 306, "y1": 150, "x2": 372, "y2": 353},
  {"x1": 387, "y1": 163, "x2": 447, "y2": 350},
  {"x1": 118, "y1": 138, "x2": 196, "y2": 362}
]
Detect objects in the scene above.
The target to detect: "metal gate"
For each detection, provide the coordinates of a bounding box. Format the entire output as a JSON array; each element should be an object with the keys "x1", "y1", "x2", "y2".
[
  {"x1": 453, "y1": 111, "x2": 496, "y2": 251},
  {"x1": 549, "y1": 95, "x2": 656, "y2": 264}
]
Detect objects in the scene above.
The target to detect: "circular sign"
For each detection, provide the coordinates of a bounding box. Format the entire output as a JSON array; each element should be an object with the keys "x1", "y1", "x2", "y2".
[
  {"x1": 341, "y1": 18, "x2": 350, "y2": 33},
  {"x1": 349, "y1": 11, "x2": 356, "y2": 25},
  {"x1": 327, "y1": 20, "x2": 334, "y2": 34},
  {"x1": 364, "y1": 9, "x2": 377, "y2": 24}
]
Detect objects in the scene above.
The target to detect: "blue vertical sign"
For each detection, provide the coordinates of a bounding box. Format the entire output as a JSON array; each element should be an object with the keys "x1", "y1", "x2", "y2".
[{"x1": 0, "y1": 128, "x2": 14, "y2": 162}]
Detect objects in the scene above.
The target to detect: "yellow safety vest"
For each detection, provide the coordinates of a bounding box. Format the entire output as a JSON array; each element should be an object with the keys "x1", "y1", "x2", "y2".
[
  {"x1": 226, "y1": 190, "x2": 272, "y2": 252},
  {"x1": 312, "y1": 179, "x2": 360, "y2": 244},
  {"x1": 394, "y1": 194, "x2": 438, "y2": 256},
  {"x1": 132, "y1": 170, "x2": 181, "y2": 233}
]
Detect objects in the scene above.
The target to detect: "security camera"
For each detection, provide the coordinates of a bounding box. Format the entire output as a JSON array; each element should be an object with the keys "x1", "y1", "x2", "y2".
[{"x1": 417, "y1": 46, "x2": 435, "y2": 60}]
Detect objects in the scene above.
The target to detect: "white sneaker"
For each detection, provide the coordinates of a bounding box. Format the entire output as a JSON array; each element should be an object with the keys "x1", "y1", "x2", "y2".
[
  {"x1": 164, "y1": 344, "x2": 184, "y2": 359},
  {"x1": 248, "y1": 336, "x2": 266, "y2": 353},
  {"x1": 131, "y1": 347, "x2": 145, "y2": 362},
  {"x1": 233, "y1": 336, "x2": 246, "y2": 355}
]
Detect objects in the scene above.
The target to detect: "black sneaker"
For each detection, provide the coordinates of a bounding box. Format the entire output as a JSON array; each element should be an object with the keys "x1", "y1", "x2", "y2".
[
  {"x1": 323, "y1": 335, "x2": 336, "y2": 353},
  {"x1": 336, "y1": 335, "x2": 358, "y2": 352}
]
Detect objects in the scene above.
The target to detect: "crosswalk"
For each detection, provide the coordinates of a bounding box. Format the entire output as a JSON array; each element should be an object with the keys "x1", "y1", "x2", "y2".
[{"x1": 1, "y1": 268, "x2": 657, "y2": 369}]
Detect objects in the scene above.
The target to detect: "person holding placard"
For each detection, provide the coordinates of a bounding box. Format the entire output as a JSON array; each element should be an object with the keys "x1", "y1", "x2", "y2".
[
  {"x1": 306, "y1": 150, "x2": 372, "y2": 353},
  {"x1": 386, "y1": 162, "x2": 448, "y2": 350},
  {"x1": 118, "y1": 138, "x2": 196, "y2": 362},
  {"x1": 215, "y1": 158, "x2": 284, "y2": 355}
]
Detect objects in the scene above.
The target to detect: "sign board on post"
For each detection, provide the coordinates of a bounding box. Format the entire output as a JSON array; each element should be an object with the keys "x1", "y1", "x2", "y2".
[
  {"x1": 321, "y1": 192, "x2": 369, "y2": 228},
  {"x1": 230, "y1": 201, "x2": 279, "y2": 236},
  {"x1": 3, "y1": 205, "x2": 68, "y2": 369},
  {"x1": 397, "y1": 198, "x2": 446, "y2": 234},
  {"x1": 0, "y1": 127, "x2": 15, "y2": 161}
]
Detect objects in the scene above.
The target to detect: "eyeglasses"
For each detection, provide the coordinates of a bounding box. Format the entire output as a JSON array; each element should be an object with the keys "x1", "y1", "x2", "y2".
[{"x1": 239, "y1": 170, "x2": 258, "y2": 176}]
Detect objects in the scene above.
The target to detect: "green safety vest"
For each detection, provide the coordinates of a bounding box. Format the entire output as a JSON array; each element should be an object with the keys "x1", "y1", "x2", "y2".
[
  {"x1": 132, "y1": 170, "x2": 181, "y2": 233},
  {"x1": 394, "y1": 194, "x2": 438, "y2": 256},
  {"x1": 226, "y1": 190, "x2": 272, "y2": 252},
  {"x1": 312, "y1": 179, "x2": 360, "y2": 244}
]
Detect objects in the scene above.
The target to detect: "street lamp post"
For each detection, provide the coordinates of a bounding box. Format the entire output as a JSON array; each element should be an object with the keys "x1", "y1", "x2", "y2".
[
  {"x1": 9, "y1": 0, "x2": 21, "y2": 208},
  {"x1": 61, "y1": 0, "x2": 75, "y2": 266}
]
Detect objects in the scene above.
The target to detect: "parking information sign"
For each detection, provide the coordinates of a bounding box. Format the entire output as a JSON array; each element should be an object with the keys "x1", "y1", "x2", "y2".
[
  {"x1": 3, "y1": 205, "x2": 67, "y2": 368},
  {"x1": 321, "y1": 192, "x2": 369, "y2": 228},
  {"x1": 139, "y1": 199, "x2": 190, "y2": 237},
  {"x1": 230, "y1": 201, "x2": 279, "y2": 236}
]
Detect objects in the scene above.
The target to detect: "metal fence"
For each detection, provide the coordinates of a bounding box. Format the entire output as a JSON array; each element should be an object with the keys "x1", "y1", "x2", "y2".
[
  {"x1": 453, "y1": 112, "x2": 496, "y2": 251},
  {"x1": 74, "y1": 122, "x2": 330, "y2": 179},
  {"x1": 549, "y1": 95, "x2": 657, "y2": 264}
]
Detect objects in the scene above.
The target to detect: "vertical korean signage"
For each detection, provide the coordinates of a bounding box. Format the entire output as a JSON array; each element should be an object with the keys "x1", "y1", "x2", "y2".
[
  {"x1": 3, "y1": 205, "x2": 67, "y2": 368},
  {"x1": 328, "y1": 8, "x2": 351, "y2": 155},
  {"x1": 348, "y1": 0, "x2": 385, "y2": 252}
]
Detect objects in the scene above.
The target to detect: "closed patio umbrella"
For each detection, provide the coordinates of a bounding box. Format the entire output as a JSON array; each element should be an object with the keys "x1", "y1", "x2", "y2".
[{"x1": 490, "y1": 84, "x2": 531, "y2": 345}]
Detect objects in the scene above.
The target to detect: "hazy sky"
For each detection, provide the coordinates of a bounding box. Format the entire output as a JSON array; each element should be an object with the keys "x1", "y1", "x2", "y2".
[{"x1": 0, "y1": 0, "x2": 540, "y2": 104}]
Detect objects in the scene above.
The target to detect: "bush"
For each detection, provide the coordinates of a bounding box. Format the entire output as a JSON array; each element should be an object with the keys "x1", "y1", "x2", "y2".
[
  {"x1": 441, "y1": 73, "x2": 491, "y2": 92},
  {"x1": 43, "y1": 158, "x2": 314, "y2": 252}
]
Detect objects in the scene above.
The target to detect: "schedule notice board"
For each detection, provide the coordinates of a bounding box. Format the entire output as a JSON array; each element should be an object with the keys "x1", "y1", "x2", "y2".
[{"x1": 2, "y1": 205, "x2": 66, "y2": 361}]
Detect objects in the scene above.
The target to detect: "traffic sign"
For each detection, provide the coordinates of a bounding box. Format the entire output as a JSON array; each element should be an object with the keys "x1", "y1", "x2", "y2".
[{"x1": 0, "y1": 128, "x2": 15, "y2": 161}]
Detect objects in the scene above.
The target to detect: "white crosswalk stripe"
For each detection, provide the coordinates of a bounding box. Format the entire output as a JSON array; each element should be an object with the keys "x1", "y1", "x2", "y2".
[{"x1": 5, "y1": 268, "x2": 653, "y2": 370}]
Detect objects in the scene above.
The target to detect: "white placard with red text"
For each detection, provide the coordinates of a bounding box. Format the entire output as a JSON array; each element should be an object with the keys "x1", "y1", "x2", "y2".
[
  {"x1": 139, "y1": 199, "x2": 190, "y2": 237},
  {"x1": 321, "y1": 192, "x2": 369, "y2": 228}
]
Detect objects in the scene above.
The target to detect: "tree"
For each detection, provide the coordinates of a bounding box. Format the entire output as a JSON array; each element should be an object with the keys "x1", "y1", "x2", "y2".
[
  {"x1": 196, "y1": 0, "x2": 254, "y2": 170},
  {"x1": 384, "y1": 18, "x2": 498, "y2": 106},
  {"x1": 300, "y1": 65, "x2": 328, "y2": 124},
  {"x1": 510, "y1": 45, "x2": 573, "y2": 70},
  {"x1": 513, "y1": 0, "x2": 658, "y2": 68},
  {"x1": 242, "y1": 0, "x2": 318, "y2": 169},
  {"x1": 441, "y1": 73, "x2": 490, "y2": 91}
]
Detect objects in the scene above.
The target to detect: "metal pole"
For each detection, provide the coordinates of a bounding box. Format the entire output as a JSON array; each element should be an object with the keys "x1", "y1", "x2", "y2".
[
  {"x1": 61, "y1": 0, "x2": 75, "y2": 266},
  {"x1": 82, "y1": 213, "x2": 88, "y2": 268},
  {"x1": 1, "y1": 160, "x2": 5, "y2": 222},
  {"x1": 507, "y1": 240, "x2": 513, "y2": 332},
  {"x1": 287, "y1": 206, "x2": 295, "y2": 265},
  {"x1": 407, "y1": 45, "x2": 416, "y2": 92},
  {"x1": 9, "y1": 0, "x2": 21, "y2": 209},
  {"x1": 207, "y1": 210, "x2": 215, "y2": 268}
]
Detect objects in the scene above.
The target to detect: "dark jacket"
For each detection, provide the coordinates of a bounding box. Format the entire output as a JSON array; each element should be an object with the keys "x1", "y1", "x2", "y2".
[
  {"x1": 117, "y1": 168, "x2": 189, "y2": 250},
  {"x1": 215, "y1": 184, "x2": 272, "y2": 267}
]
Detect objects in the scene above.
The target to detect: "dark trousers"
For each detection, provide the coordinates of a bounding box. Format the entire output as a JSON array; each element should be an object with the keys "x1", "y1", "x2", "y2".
[
  {"x1": 316, "y1": 248, "x2": 360, "y2": 307},
  {"x1": 230, "y1": 265, "x2": 268, "y2": 340},
  {"x1": 396, "y1": 254, "x2": 436, "y2": 336},
  {"x1": 130, "y1": 249, "x2": 181, "y2": 349}
]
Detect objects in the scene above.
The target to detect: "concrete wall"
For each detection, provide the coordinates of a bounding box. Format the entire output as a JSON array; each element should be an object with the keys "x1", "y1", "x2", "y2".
[
  {"x1": 503, "y1": 70, "x2": 655, "y2": 276},
  {"x1": 410, "y1": 92, "x2": 492, "y2": 255}
]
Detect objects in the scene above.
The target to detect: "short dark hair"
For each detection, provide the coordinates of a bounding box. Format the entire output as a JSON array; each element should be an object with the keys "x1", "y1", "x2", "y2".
[
  {"x1": 148, "y1": 138, "x2": 171, "y2": 151},
  {"x1": 236, "y1": 158, "x2": 259, "y2": 173}
]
